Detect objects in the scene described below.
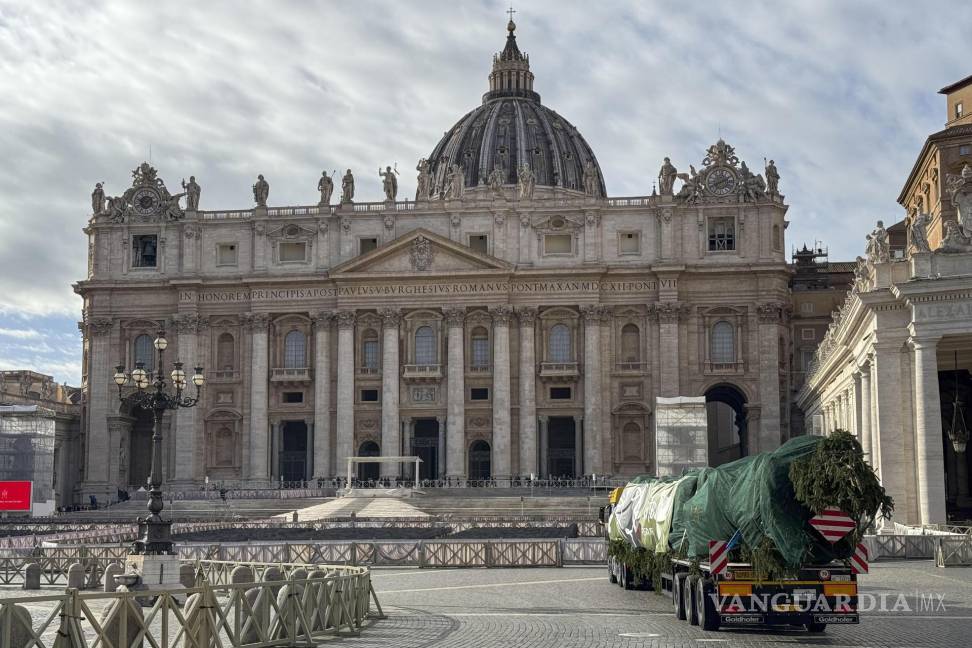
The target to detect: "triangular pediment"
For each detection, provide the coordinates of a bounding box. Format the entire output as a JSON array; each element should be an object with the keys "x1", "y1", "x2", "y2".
[{"x1": 330, "y1": 228, "x2": 512, "y2": 276}]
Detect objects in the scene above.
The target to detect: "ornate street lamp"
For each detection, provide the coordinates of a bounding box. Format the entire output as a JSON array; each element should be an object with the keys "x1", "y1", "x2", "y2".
[{"x1": 114, "y1": 329, "x2": 204, "y2": 555}]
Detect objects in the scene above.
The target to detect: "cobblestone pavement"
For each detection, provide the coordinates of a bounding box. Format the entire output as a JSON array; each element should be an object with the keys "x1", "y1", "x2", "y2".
[{"x1": 362, "y1": 561, "x2": 972, "y2": 647}]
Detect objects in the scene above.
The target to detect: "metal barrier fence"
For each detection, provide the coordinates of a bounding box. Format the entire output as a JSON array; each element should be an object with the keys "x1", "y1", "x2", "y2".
[
  {"x1": 0, "y1": 559, "x2": 373, "y2": 648},
  {"x1": 936, "y1": 537, "x2": 972, "y2": 566}
]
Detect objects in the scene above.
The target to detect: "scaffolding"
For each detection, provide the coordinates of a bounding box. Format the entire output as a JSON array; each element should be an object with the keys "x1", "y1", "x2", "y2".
[
  {"x1": 654, "y1": 396, "x2": 709, "y2": 477},
  {"x1": 0, "y1": 405, "x2": 56, "y2": 510}
]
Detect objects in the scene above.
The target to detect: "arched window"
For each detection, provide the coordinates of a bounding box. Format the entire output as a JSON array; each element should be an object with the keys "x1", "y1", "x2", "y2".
[
  {"x1": 415, "y1": 326, "x2": 436, "y2": 365},
  {"x1": 471, "y1": 327, "x2": 490, "y2": 368},
  {"x1": 710, "y1": 321, "x2": 735, "y2": 364},
  {"x1": 620, "y1": 324, "x2": 640, "y2": 363},
  {"x1": 216, "y1": 333, "x2": 235, "y2": 371},
  {"x1": 133, "y1": 334, "x2": 155, "y2": 372},
  {"x1": 549, "y1": 324, "x2": 571, "y2": 362},
  {"x1": 283, "y1": 330, "x2": 306, "y2": 368},
  {"x1": 362, "y1": 329, "x2": 380, "y2": 370}
]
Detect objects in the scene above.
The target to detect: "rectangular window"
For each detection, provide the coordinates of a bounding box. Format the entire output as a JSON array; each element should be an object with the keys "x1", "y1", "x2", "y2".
[
  {"x1": 801, "y1": 349, "x2": 815, "y2": 371},
  {"x1": 801, "y1": 328, "x2": 815, "y2": 341},
  {"x1": 957, "y1": 101, "x2": 964, "y2": 120},
  {"x1": 360, "y1": 389, "x2": 379, "y2": 402},
  {"x1": 961, "y1": 145, "x2": 972, "y2": 156},
  {"x1": 359, "y1": 237, "x2": 378, "y2": 255},
  {"x1": 470, "y1": 387, "x2": 489, "y2": 401},
  {"x1": 469, "y1": 234, "x2": 488, "y2": 254},
  {"x1": 800, "y1": 302, "x2": 815, "y2": 314},
  {"x1": 550, "y1": 387, "x2": 572, "y2": 400},
  {"x1": 544, "y1": 234, "x2": 572, "y2": 255},
  {"x1": 707, "y1": 217, "x2": 735, "y2": 251},
  {"x1": 216, "y1": 243, "x2": 238, "y2": 266},
  {"x1": 619, "y1": 231, "x2": 640, "y2": 255},
  {"x1": 132, "y1": 235, "x2": 158, "y2": 267},
  {"x1": 471, "y1": 337, "x2": 490, "y2": 368},
  {"x1": 283, "y1": 391, "x2": 304, "y2": 403},
  {"x1": 362, "y1": 340, "x2": 380, "y2": 370},
  {"x1": 279, "y1": 242, "x2": 307, "y2": 262}
]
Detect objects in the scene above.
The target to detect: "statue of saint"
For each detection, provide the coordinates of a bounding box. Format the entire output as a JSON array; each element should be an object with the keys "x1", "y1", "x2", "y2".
[
  {"x1": 379, "y1": 165, "x2": 399, "y2": 201},
  {"x1": 91, "y1": 182, "x2": 105, "y2": 215},
  {"x1": 658, "y1": 157, "x2": 677, "y2": 195},
  {"x1": 341, "y1": 169, "x2": 355, "y2": 203},
  {"x1": 909, "y1": 212, "x2": 932, "y2": 253},
  {"x1": 318, "y1": 171, "x2": 334, "y2": 205},
  {"x1": 416, "y1": 158, "x2": 432, "y2": 200},
  {"x1": 252, "y1": 174, "x2": 269, "y2": 207},
  {"x1": 865, "y1": 220, "x2": 891, "y2": 263},
  {"x1": 487, "y1": 162, "x2": 505, "y2": 197},
  {"x1": 582, "y1": 159, "x2": 600, "y2": 197},
  {"x1": 765, "y1": 159, "x2": 780, "y2": 195},
  {"x1": 182, "y1": 176, "x2": 201, "y2": 211},
  {"x1": 517, "y1": 164, "x2": 536, "y2": 200},
  {"x1": 444, "y1": 164, "x2": 464, "y2": 200}
]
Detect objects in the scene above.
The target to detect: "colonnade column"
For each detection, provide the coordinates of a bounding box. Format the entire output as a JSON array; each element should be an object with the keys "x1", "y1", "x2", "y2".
[
  {"x1": 380, "y1": 309, "x2": 401, "y2": 478},
  {"x1": 312, "y1": 312, "x2": 333, "y2": 478},
  {"x1": 490, "y1": 306, "x2": 513, "y2": 481},
  {"x1": 444, "y1": 307, "x2": 466, "y2": 481},
  {"x1": 911, "y1": 336, "x2": 948, "y2": 524},
  {"x1": 859, "y1": 362, "x2": 872, "y2": 464},
  {"x1": 517, "y1": 307, "x2": 538, "y2": 478},
  {"x1": 756, "y1": 303, "x2": 783, "y2": 452},
  {"x1": 581, "y1": 305, "x2": 603, "y2": 474},
  {"x1": 83, "y1": 318, "x2": 114, "y2": 499},
  {"x1": 655, "y1": 303, "x2": 681, "y2": 397},
  {"x1": 335, "y1": 311, "x2": 356, "y2": 477},
  {"x1": 173, "y1": 313, "x2": 204, "y2": 484},
  {"x1": 246, "y1": 313, "x2": 271, "y2": 484}
]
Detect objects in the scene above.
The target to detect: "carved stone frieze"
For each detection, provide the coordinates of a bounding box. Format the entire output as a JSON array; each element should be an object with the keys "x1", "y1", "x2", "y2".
[
  {"x1": 241, "y1": 313, "x2": 271, "y2": 332},
  {"x1": 336, "y1": 310, "x2": 357, "y2": 330},
  {"x1": 649, "y1": 301, "x2": 686, "y2": 324},
  {"x1": 489, "y1": 305, "x2": 514, "y2": 325},
  {"x1": 171, "y1": 312, "x2": 205, "y2": 334},
  {"x1": 443, "y1": 307, "x2": 466, "y2": 327},
  {"x1": 86, "y1": 317, "x2": 114, "y2": 337},
  {"x1": 384, "y1": 214, "x2": 395, "y2": 230},
  {"x1": 515, "y1": 306, "x2": 538, "y2": 326},
  {"x1": 580, "y1": 304, "x2": 609, "y2": 323},
  {"x1": 310, "y1": 311, "x2": 334, "y2": 329},
  {"x1": 409, "y1": 235, "x2": 436, "y2": 271},
  {"x1": 756, "y1": 302, "x2": 785, "y2": 324},
  {"x1": 380, "y1": 308, "x2": 402, "y2": 328}
]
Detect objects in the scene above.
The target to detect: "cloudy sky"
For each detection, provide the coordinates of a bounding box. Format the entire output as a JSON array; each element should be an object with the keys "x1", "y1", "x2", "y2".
[{"x1": 0, "y1": 0, "x2": 967, "y2": 385}]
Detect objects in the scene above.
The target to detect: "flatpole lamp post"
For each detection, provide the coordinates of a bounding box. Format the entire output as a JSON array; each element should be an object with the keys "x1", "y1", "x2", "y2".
[{"x1": 114, "y1": 329, "x2": 204, "y2": 555}]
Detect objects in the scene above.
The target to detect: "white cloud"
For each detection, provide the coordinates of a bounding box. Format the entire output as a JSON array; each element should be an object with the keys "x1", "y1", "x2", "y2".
[
  {"x1": 0, "y1": 0, "x2": 968, "y2": 319},
  {"x1": 0, "y1": 328, "x2": 40, "y2": 339}
]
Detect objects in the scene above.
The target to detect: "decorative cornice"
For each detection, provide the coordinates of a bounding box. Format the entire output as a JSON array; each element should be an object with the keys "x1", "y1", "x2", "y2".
[
  {"x1": 580, "y1": 304, "x2": 609, "y2": 323},
  {"x1": 443, "y1": 307, "x2": 466, "y2": 327},
  {"x1": 336, "y1": 310, "x2": 357, "y2": 330},
  {"x1": 650, "y1": 301, "x2": 686, "y2": 324},
  {"x1": 241, "y1": 312, "x2": 271, "y2": 331},
  {"x1": 86, "y1": 317, "x2": 114, "y2": 337},
  {"x1": 489, "y1": 305, "x2": 514, "y2": 325},
  {"x1": 171, "y1": 312, "x2": 206, "y2": 334},
  {"x1": 380, "y1": 308, "x2": 402, "y2": 328},
  {"x1": 756, "y1": 301, "x2": 785, "y2": 324},
  {"x1": 515, "y1": 306, "x2": 538, "y2": 326},
  {"x1": 310, "y1": 311, "x2": 334, "y2": 329}
]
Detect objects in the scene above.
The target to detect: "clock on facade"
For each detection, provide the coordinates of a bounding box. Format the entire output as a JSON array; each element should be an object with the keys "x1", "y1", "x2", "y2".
[
  {"x1": 705, "y1": 167, "x2": 737, "y2": 196},
  {"x1": 131, "y1": 186, "x2": 162, "y2": 217}
]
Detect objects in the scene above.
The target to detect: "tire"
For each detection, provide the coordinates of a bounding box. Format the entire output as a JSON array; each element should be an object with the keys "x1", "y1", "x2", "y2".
[
  {"x1": 608, "y1": 558, "x2": 618, "y2": 584},
  {"x1": 684, "y1": 574, "x2": 700, "y2": 626},
  {"x1": 622, "y1": 565, "x2": 635, "y2": 590},
  {"x1": 674, "y1": 573, "x2": 687, "y2": 620},
  {"x1": 806, "y1": 622, "x2": 827, "y2": 633},
  {"x1": 697, "y1": 577, "x2": 719, "y2": 631}
]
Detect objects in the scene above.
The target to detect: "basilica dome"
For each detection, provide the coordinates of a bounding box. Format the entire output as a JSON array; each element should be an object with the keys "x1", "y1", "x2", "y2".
[{"x1": 423, "y1": 20, "x2": 606, "y2": 198}]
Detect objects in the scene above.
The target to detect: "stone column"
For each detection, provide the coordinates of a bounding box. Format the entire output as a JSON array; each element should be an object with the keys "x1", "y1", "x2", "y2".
[
  {"x1": 516, "y1": 307, "x2": 538, "y2": 478},
  {"x1": 82, "y1": 318, "x2": 114, "y2": 501},
  {"x1": 444, "y1": 307, "x2": 466, "y2": 481},
  {"x1": 490, "y1": 306, "x2": 513, "y2": 482},
  {"x1": 172, "y1": 313, "x2": 204, "y2": 485},
  {"x1": 872, "y1": 342, "x2": 908, "y2": 522},
  {"x1": 538, "y1": 415, "x2": 549, "y2": 478},
  {"x1": 380, "y1": 309, "x2": 401, "y2": 478},
  {"x1": 859, "y1": 362, "x2": 873, "y2": 464},
  {"x1": 756, "y1": 303, "x2": 783, "y2": 452},
  {"x1": 655, "y1": 303, "x2": 681, "y2": 397},
  {"x1": 911, "y1": 336, "x2": 948, "y2": 525},
  {"x1": 245, "y1": 313, "x2": 270, "y2": 483},
  {"x1": 311, "y1": 312, "x2": 333, "y2": 478},
  {"x1": 581, "y1": 305, "x2": 604, "y2": 474},
  {"x1": 335, "y1": 311, "x2": 356, "y2": 473}
]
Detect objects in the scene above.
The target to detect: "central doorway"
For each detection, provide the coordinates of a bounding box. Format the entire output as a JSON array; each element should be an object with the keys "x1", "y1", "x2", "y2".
[
  {"x1": 412, "y1": 418, "x2": 439, "y2": 480},
  {"x1": 279, "y1": 421, "x2": 308, "y2": 483},
  {"x1": 357, "y1": 441, "x2": 380, "y2": 481},
  {"x1": 547, "y1": 416, "x2": 577, "y2": 478},
  {"x1": 468, "y1": 440, "x2": 491, "y2": 480}
]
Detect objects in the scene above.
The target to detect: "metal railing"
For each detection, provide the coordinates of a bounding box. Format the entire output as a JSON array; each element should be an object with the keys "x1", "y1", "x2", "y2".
[
  {"x1": 269, "y1": 367, "x2": 312, "y2": 381},
  {"x1": 614, "y1": 361, "x2": 647, "y2": 372},
  {"x1": 402, "y1": 364, "x2": 442, "y2": 378},
  {"x1": 538, "y1": 362, "x2": 579, "y2": 376}
]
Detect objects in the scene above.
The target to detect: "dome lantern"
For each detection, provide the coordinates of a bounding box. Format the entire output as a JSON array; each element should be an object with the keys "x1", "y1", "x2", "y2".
[{"x1": 484, "y1": 18, "x2": 539, "y2": 103}]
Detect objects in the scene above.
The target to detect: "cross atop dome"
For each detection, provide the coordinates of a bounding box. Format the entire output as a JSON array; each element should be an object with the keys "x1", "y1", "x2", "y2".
[{"x1": 485, "y1": 10, "x2": 539, "y2": 103}]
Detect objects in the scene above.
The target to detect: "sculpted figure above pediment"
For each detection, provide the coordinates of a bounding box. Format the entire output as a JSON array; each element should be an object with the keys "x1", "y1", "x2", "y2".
[{"x1": 98, "y1": 161, "x2": 186, "y2": 224}]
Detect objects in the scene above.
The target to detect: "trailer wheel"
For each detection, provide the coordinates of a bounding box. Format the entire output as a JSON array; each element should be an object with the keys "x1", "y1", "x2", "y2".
[
  {"x1": 622, "y1": 565, "x2": 635, "y2": 590},
  {"x1": 608, "y1": 557, "x2": 618, "y2": 584},
  {"x1": 673, "y1": 573, "x2": 688, "y2": 620},
  {"x1": 684, "y1": 574, "x2": 700, "y2": 625},
  {"x1": 805, "y1": 622, "x2": 827, "y2": 633},
  {"x1": 696, "y1": 577, "x2": 719, "y2": 631}
]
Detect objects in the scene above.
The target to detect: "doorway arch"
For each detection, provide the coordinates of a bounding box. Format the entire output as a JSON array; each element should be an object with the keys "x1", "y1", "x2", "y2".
[
  {"x1": 704, "y1": 383, "x2": 748, "y2": 466},
  {"x1": 468, "y1": 440, "x2": 491, "y2": 480},
  {"x1": 357, "y1": 441, "x2": 380, "y2": 481}
]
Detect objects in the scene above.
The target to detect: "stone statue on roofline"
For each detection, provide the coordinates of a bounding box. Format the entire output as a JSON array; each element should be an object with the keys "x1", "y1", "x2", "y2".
[
  {"x1": 909, "y1": 212, "x2": 931, "y2": 254},
  {"x1": 416, "y1": 158, "x2": 432, "y2": 200},
  {"x1": 582, "y1": 159, "x2": 600, "y2": 197},
  {"x1": 765, "y1": 159, "x2": 780, "y2": 195},
  {"x1": 318, "y1": 171, "x2": 334, "y2": 205},
  {"x1": 341, "y1": 169, "x2": 355, "y2": 203},
  {"x1": 658, "y1": 157, "x2": 677, "y2": 195},
  {"x1": 444, "y1": 164, "x2": 464, "y2": 200},
  {"x1": 91, "y1": 182, "x2": 105, "y2": 215},
  {"x1": 487, "y1": 162, "x2": 506, "y2": 197},
  {"x1": 252, "y1": 174, "x2": 269, "y2": 207},
  {"x1": 864, "y1": 220, "x2": 890, "y2": 263},
  {"x1": 517, "y1": 164, "x2": 535, "y2": 200},
  {"x1": 379, "y1": 164, "x2": 399, "y2": 201},
  {"x1": 182, "y1": 176, "x2": 201, "y2": 211}
]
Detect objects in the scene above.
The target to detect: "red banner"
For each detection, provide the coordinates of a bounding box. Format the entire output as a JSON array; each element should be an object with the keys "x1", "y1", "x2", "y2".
[{"x1": 0, "y1": 481, "x2": 32, "y2": 511}]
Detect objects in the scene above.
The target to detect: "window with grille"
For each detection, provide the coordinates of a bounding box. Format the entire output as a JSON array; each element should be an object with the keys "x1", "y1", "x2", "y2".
[
  {"x1": 620, "y1": 324, "x2": 640, "y2": 363},
  {"x1": 471, "y1": 327, "x2": 489, "y2": 367},
  {"x1": 549, "y1": 324, "x2": 571, "y2": 362},
  {"x1": 217, "y1": 333, "x2": 235, "y2": 370},
  {"x1": 362, "y1": 330, "x2": 379, "y2": 369},
  {"x1": 708, "y1": 217, "x2": 735, "y2": 251},
  {"x1": 283, "y1": 330, "x2": 306, "y2": 368},
  {"x1": 132, "y1": 235, "x2": 158, "y2": 267},
  {"x1": 134, "y1": 334, "x2": 155, "y2": 372},
  {"x1": 415, "y1": 326, "x2": 437, "y2": 365},
  {"x1": 710, "y1": 321, "x2": 735, "y2": 364}
]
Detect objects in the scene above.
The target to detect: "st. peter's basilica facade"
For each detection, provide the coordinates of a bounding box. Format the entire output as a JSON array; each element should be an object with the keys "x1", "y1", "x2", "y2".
[{"x1": 73, "y1": 20, "x2": 791, "y2": 502}]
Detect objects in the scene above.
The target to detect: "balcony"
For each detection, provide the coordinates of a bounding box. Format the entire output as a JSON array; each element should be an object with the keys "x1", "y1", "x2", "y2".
[
  {"x1": 402, "y1": 364, "x2": 442, "y2": 383},
  {"x1": 467, "y1": 364, "x2": 492, "y2": 377},
  {"x1": 209, "y1": 369, "x2": 240, "y2": 383},
  {"x1": 704, "y1": 361, "x2": 744, "y2": 375},
  {"x1": 539, "y1": 361, "x2": 579, "y2": 382},
  {"x1": 270, "y1": 367, "x2": 312, "y2": 383},
  {"x1": 356, "y1": 366, "x2": 381, "y2": 378},
  {"x1": 614, "y1": 361, "x2": 648, "y2": 374}
]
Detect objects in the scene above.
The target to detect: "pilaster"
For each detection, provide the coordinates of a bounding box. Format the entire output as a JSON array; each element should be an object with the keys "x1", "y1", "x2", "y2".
[
  {"x1": 335, "y1": 310, "x2": 356, "y2": 475},
  {"x1": 490, "y1": 306, "x2": 513, "y2": 481},
  {"x1": 444, "y1": 307, "x2": 466, "y2": 480},
  {"x1": 516, "y1": 307, "x2": 538, "y2": 478},
  {"x1": 311, "y1": 311, "x2": 333, "y2": 478},
  {"x1": 380, "y1": 308, "x2": 401, "y2": 478}
]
